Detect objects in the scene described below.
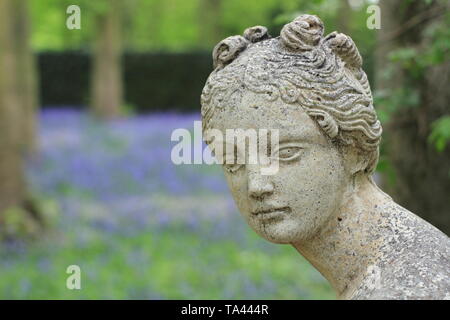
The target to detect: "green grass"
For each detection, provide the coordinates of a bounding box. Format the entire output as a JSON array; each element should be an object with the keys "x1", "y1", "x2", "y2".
[{"x1": 0, "y1": 226, "x2": 334, "y2": 299}]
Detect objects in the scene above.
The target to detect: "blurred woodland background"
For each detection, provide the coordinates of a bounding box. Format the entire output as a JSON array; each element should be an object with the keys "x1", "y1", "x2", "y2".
[{"x1": 0, "y1": 0, "x2": 449, "y2": 299}]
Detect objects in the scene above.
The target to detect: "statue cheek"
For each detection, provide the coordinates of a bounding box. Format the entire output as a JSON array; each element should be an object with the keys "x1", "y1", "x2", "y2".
[
  {"x1": 225, "y1": 174, "x2": 249, "y2": 209},
  {"x1": 229, "y1": 175, "x2": 247, "y2": 195}
]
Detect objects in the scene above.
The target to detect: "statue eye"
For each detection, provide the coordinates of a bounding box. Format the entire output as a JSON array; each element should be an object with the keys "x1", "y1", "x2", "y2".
[{"x1": 277, "y1": 146, "x2": 303, "y2": 161}]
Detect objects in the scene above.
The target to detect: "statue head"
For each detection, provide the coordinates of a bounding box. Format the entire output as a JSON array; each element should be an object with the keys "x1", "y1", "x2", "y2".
[{"x1": 201, "y1": 15, "x2": 382, "y2": 244}]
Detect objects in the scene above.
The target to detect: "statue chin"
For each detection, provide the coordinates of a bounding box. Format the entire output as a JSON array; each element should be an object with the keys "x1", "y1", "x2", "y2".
[
  {"x1": 201, "y1": 13, "x2": 450, "y2": 300},
  {"x1": 248, "y1": 217, "x2": 307, "y2": 245}
]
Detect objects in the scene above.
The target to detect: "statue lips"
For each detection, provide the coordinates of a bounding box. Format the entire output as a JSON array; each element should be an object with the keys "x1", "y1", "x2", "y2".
[{"x1": 251, "y1": 206, "x2": 291, "y2": 221}]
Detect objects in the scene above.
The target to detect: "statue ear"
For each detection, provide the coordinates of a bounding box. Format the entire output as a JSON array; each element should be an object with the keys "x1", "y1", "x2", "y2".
[
  {"x1": 342, "y1": 146, "x2": 369, "y2": 176},
  {"x1": 212, "y1": 35, "x2": 249, "y2": 69}
]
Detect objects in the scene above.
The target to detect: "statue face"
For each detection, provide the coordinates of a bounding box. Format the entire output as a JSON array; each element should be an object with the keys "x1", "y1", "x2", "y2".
[{"x1": 208, "y1": 91, "x2": 348, "y2": 243}]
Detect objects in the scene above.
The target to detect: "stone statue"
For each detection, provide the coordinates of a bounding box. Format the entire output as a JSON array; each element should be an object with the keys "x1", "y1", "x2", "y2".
[{"x1": 200, "y1": 14, "x2": 450, "y2": 300}]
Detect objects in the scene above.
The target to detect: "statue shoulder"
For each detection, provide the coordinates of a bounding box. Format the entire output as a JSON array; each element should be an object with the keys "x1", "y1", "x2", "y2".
[{"x1": 352, "y1": 202, "x2": 450, "y2": 300}]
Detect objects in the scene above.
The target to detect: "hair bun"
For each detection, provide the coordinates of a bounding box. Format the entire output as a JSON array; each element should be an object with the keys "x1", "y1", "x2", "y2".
[
  {"x1": 324, "y1": 31, "x2": 362, "y2": 69},
  {"x1": 212, "y1": 35, "x2": 248, "y2": 69},
  {"x1": 280, "y1": 14, "x2": 324, "y2": 51},
  {"x1": 243, "y1": 26, "x2": 270, "y2": 43}
]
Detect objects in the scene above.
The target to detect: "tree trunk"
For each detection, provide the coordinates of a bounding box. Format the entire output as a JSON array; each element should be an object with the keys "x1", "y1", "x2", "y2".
[
  {"x1": 0, "y1": 0, "x2": 27, "y2": 214},
  {"x1": 11, "y1": 0, "x2": 38, "y2": 152},
  {"x1": 91, "y1": 0, "x2": 123, "y2": 118},
  {"x1": 376, "y1": 0, "x2": 450, "y2": 235},
  {"x1": 199, "y1": 0, "x2": 222, "y2": 47}
]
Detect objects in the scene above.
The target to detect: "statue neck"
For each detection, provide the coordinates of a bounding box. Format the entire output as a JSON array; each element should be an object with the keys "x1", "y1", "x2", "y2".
[{"x1": 291, "y1": 175, "x2": 393, "y2": 299}]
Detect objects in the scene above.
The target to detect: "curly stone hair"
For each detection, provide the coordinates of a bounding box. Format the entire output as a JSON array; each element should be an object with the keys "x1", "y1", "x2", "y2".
[{"x1": 201, "y1": 14, "x2": 382, "y2": 174}]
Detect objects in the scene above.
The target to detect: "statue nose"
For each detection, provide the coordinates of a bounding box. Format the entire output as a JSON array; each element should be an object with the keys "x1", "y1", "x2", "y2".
[{"x1": 247, "y1": 166, "x2": 274, "y2": 199}]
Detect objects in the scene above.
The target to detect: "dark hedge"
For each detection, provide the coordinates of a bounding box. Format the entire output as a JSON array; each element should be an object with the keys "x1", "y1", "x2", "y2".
[
  {"x1": 37, "y1": 51, "x2": 213, "y2": 113},
  {"x1": 38, "y1": 52, "x2": 91, "y2": 109}
]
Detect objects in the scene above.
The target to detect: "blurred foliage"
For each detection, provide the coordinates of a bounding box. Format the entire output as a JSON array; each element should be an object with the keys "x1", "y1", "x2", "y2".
[
  {"x1": 31, "y1": 0, "x2": 135, "y2": 50},
  {"x1": 429, "y1": 116, "x2": 450, "y2": 153},
  {"x1": 0, "y1": 197, "x2": 59, "y2": 240},
  {"x1": 374, "y1": 2, "x2": 450, "y2": 177},
  {"x1": 385, "y1": 11, "x2": 450, "y2": 79},
  {"x1": 1, "y1": 206, "x2": 42, "y2": 238},
  {"x1": 33, "y1": 0, "x2": 380, "y2": 111},
  {"x1": 30, "y1": 0, "x2": 376, "y2": 52}
]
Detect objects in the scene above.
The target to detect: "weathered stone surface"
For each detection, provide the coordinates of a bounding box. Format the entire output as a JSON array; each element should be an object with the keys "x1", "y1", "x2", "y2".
[{"x1": 200, "y1": 14, "x2": 450, "y2": 300}]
